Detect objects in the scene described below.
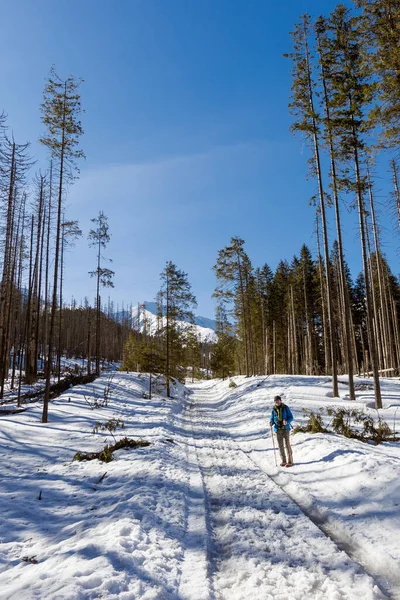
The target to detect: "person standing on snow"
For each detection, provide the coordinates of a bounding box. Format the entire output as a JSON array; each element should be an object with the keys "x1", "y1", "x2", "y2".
[{"x1": 269, "y1": 395, "x2": 294, "y2": 467}]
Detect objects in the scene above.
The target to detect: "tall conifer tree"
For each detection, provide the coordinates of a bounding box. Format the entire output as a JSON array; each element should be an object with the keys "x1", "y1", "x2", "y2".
[
  {"x1": 88, "y1": 211, "x2": 114, "y2": 376},
  {"x1": 40, "y1": 66, "x2": 84, "y2": 422},
  {"x1": 157, "y1": 261, "x2": 196, "y2": 396},
  {"x1": 286, "y1": 14, "x2": 339, "y2": 396}
]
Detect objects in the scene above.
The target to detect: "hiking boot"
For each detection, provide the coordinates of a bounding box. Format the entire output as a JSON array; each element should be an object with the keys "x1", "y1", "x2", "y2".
[
  {"x1": 285, "y1": 462, "x2": 294, "y2": 468},
  {"x1": 280, "y1": 462, "x2": 287, "y2": 467}
]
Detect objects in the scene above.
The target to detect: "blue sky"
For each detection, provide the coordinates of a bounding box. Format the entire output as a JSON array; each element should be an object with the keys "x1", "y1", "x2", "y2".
[{"x1": 1, "y1": 0, "x2": 398, "y2": 317}]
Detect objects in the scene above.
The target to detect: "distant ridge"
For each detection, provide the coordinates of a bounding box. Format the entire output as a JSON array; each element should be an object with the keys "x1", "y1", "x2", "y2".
[
  {"x1": 118, "y1": 301, "x2": 217, "y2": 343},
  {"x1": 141, "y1": 301, "x2": 217, "y2": 331}
]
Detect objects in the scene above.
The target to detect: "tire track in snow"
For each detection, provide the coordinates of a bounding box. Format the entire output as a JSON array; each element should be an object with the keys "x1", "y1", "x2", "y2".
[
  {"x1": 188, "y1": 381, "x2": 388, "y2": 600},
  {"x1": 240, "y1": 447, "x2": 397, "y2": 600},
  {"x1": 266, "y1": 467, "x2": 399, "y2": 600},
  {"x1": 178, "y1": 397, "x2": 213, "y2": 600},
  {"x1": 276, "y1": 388, "x2": 400, "y2": 599}
]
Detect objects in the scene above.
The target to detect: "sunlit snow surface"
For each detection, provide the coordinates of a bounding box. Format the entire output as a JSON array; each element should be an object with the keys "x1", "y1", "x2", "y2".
[{"x1": 0, "y1": 372, "x2": 399, "y2": 599}]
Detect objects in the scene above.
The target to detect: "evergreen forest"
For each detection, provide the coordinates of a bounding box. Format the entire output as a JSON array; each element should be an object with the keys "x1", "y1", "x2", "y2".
[{"x1": 0, "y1": 0, "x2": 399, "y2": 417}]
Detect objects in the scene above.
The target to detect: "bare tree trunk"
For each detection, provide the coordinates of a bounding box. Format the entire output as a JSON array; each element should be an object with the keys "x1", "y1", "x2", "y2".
[
  {"x1": 43, "y1": 163, "x2": 52, "y2": 378},
  {"x1": 87, "y1": 306, "x2": 92, "y2": 376},
  {"x1": 25, "y1": 216, "x2": 36, "y2": 385},
  {"x1": 353, "y1": 139, "x2": 381, "y2": 407},
  {"x1": 43, "y1": 85, "x2": 67, "y2": 423},
  {"x1": 29, "y1": 177, "x2": 45, "y2": 382},
  {"x1": 366, "y1": 224, "x2": 383, "y2": 373},
  {"x1": 367, "y1": 166, "x2": 392, "y2": 374},
  {"x1": 303, "y1": 29, "x2": 338, "y2": 397},
  {"x1": 11, "y1": 206, "x2": 25, "y2": 389},
  {"x1": 392, "y1": 159, "x2": 400, "y2": 228},
  {"x1": 57, "y1": 217, "x2": 65, "y2": 382},
  {"x1": 391, "y1": 295, "x2": 400, "y2": 376},
  {"x1": 290, "y1": 286, "x2": 299, "y2": 373},
  {"x1": 316, "y1": 25, "x2": 355, "y2": 399},
  {"x1": 273, "y1": 320, "x2": 276, "y2": 374},
  {"x1": 0, "y1": 144, "x2": 16, "y2": 398},
  {"x1": 261, "y1": 297, "x2": 267, "y2": 375},
  {"x1": 3, "y1": 194, "x2": 21, "y2": 390},
  {"x1": 36, "y1": 194, "x2": 47, "y2": 373},
  {"x1": 287, "y1": 312, "x2": 292, "y2": 374},
  {"x1": 236, "y1": 251, "x2": 249, "y2": 377},
  {"x1": 95, "y1": 235, "x2": 101, "y2": 376},
  {"x1": 9, "y1": 198, "x2": 24, "y2": 389},
  {"x1": 302, "y1": 260, "x2": 313, "y2": 375},
  {"x1": 316, "y1": 212, "x2": 329, "y2": 375}
]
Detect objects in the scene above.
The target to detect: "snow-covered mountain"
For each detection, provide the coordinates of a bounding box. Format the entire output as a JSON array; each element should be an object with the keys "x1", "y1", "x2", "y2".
[{"x1": 129, "y1": 301, "x2": 217, "y2": 343}]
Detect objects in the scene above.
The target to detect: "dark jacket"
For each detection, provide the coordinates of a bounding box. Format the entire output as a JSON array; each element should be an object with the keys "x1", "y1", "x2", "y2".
[{"x1": 270, "y1": 403, "x2": 293, "y2": 433}]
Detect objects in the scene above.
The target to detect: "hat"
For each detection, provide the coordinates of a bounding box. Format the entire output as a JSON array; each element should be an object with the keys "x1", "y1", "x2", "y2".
[{"x1": 274, "y1": 395, "x2": 282, "y2": 402}]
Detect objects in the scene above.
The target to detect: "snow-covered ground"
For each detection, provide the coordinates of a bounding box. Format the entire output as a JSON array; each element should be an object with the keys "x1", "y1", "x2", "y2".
[
  {"x1": 0, "y1": 372, "x2": 399, "y2": 599},
  {"x1": 1, "y1": 359, "x2": 118, "y2": 406}
]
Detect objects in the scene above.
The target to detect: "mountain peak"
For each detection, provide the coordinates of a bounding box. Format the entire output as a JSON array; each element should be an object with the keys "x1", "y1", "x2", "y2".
[{"x1": 128, "y1": 302, "x2": 217, "y2": 343}]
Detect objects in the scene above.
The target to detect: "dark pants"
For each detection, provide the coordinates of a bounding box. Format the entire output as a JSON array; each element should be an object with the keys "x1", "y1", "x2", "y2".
[{"x1": 277, "y1": 429, "x2": 293, "y2": 464}]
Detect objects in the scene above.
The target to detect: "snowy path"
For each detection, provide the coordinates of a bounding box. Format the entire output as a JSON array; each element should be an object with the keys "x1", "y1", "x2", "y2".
[
  {"x1": 183, "y1": 382, "x2": 387, "y2": 600},
  {"x1": 178, "y1": 400, "x2": 211, "y2": 600},
  {"x1": 1, "y1": 373, "x2": 399, "y2": 599}
]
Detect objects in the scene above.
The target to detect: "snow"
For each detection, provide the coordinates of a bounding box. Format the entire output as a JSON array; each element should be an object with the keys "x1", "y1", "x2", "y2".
[
  {"x1": 130, "y1": 305, "x2": 218, "y2": 343},
  {"x1": 0, "y1": 372, "x2": 399, "y2": 599}
]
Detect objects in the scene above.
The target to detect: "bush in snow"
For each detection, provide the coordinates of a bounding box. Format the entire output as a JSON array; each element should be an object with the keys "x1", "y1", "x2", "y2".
[
  {"x1": 293, "y1": 410, "x2": 327, "y2": 434},
  {"x1": 73, "y1": 437, "x2": 150, "y2": 463},
  {"x1": 92, "y1": 418, "x2": 125, "y2": 442},
  {"x1": 294, "y1": 407, "x2": 394, "y2": 444},
  {"x1": 327, "y1": 407, "x2": 393, "y2": 444}
]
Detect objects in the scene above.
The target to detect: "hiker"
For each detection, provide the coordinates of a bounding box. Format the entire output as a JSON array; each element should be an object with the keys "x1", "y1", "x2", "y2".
[{"x1": 269, "y1": 395, "x2": 294, "y2": 467}]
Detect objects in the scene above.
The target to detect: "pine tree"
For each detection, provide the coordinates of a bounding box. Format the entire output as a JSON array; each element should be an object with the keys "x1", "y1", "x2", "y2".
[
  {"x1": 213, "y1": 237, "x2": 255, "y2": 376},
  {"x1": 298, "y1": 244, "x2": 319, "y2": 375},
  {"x1": 157, "y1": 261, "x2": 196, "y2": 396},
  {"x1": 185, "y1": 327, "x2": 202, "y2": 382},
  {"x1": 356, "y1": 0, "x2": 400, "y2": 147},
  {"x1": 39, "y1": 66, "x2": 84, "y2": 422},
  {"x1": 270, "y1": 260, "x2": 291, "y2": 373},
  {"x1": 211, "y1": 303, "x2": 235, "y2": 379},
  {"x1": 88, "y1": 211, "x2": 114, "y2": 376},
  {"x1": 320, "y1": 5, "x2": 382, "y2": 407},
  {"x1": 286, "y1": 14, "x2": 339, "y2": 396},
  {"x1": 390, "y1": 159, "x2": 400, "y2": 228},
  {"x1": 353, "y1": 272, "x2": 368, "y2": 374},
  {"x1": 316, "y1": 15, "x2": 356, "y2": 398},
  {"x1": 256, "y1": 264, "x2": 274, "y2": 374},
  {"x1": 57, "y1": 219, "x2": 82, "y2": 379}
]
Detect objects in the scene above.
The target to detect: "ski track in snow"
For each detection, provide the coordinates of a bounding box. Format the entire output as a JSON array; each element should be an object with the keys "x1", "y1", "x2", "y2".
[
  {"x1": 178, "y1": 399, "x2": 211, "y2": 600},
  {"x1": 0, "y1": 373, "x2": 399, "y2": 599}
]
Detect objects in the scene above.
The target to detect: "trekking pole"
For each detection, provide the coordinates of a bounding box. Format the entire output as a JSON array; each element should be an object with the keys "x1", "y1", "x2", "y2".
[
  {"x1": 270, "y1": 425, "x2": 278, "y2": 467},
  {"x1": 256, "y1": 374, "x2": 270, "y2": 388}
]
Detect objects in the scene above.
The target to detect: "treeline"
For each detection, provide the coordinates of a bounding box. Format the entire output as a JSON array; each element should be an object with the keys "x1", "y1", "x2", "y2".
[
  {"x1": 212, "y1": 0, "x2": 400, "y2": 408},
  {"x1": 0, "y1": 68, "x2": 117, "y2": 421},
  {"x1": 212, "y1": 237, "x2": 399, "y2": 382},
  {"x1": 121, "y1": 261, "x2": 213, "y2": 397},
  {"x1": 59, "y1": 300, "x2": 133, "y2": 368},
  {"x1": 2, "y1": 0, "x2": 399, "y2": 415}
]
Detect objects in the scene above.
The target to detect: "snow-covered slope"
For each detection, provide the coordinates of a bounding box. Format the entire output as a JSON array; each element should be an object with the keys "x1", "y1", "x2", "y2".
[
  {"x1": 0, "y1": 373, "x2": 399, "y2": 599},
  {"x1": 130, "y1": 302, "x2": 217, "y2": 343}
]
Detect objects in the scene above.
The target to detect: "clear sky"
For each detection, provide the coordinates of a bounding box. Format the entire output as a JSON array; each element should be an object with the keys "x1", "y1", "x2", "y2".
[{"x1": 1, "y1": 0, "x2": 398, "y2": 318}]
